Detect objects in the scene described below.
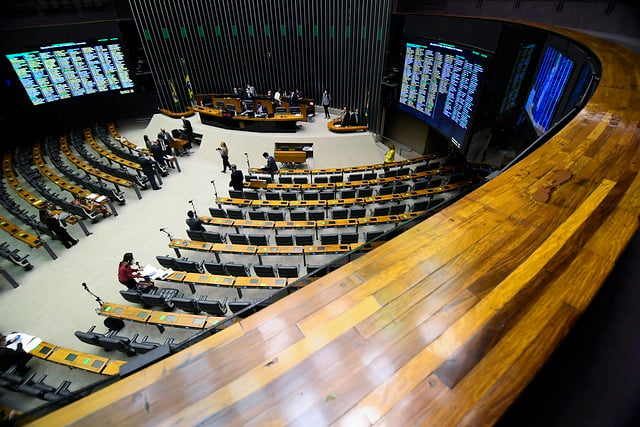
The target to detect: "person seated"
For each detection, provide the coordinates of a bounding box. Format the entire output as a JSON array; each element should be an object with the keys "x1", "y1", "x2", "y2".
[
  {"x1": 260, "y1": 152, "x2": 278, "y2": 177},
  {"x1": 255, "y1": 102, "x2": 267, "y2": 117},
  {"x1": 0, "y1": 333, "x2": 33, "y2": 373},
  {"x1": 118, "y1": 252, "x2": 156, "y2": 292},
  {"x1": 72, "y1": 194, "x2": 112, "y2": 220},
  {"x1": 351, "y1": 108, "x2": 361, "y2": 126},
  {"x1": 339, "y1": 107, "x2": 351, "y2": 127},
  {"x1": 186, "y1": 210, "x2": 205, "y2": 231}
]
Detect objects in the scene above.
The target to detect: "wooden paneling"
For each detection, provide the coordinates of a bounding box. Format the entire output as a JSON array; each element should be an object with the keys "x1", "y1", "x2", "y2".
[{"x1": 32, "y1": 20, "x2": 640, "y2": 427}]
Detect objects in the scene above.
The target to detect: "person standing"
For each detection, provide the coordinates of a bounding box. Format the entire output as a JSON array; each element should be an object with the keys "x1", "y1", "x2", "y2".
[
  {"x1": 385, "y1": 143, "x2": 396, "y2": 163},
  {"x1": 181, "y1": 117, "x2": 194, "y2": 149},
  {"x1": 321, "y1": 89, "x2": 331, "y2": 119},
  {"x1": 229, "y1": 164, "x2": 244, "y2": 192},
  {"x1": 39, "y1": 207, "x2": 77, "y2": 248},
  {"x1": 137, "y1": 151, "x2": 161, "y2": 190},
  {"x1": 217, "y1": 141, "x2": 232, "y2": 173}
]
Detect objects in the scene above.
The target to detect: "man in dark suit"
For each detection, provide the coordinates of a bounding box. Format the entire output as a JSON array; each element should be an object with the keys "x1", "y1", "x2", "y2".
[
  {"x1": 138, "y1": 152, "x2": 161, "y2": 190},
  {"x1": 229, "y1": 164, "x2": 244, "y2": 191},
  {"x1": 261, "y1": 152, "x2": 278, "y2": 179},
  {"x1": 186, "y1": 210, "x2": 205, "y2": 231},
  {"x1": 340, "y1": 107, "x2": 351, "y2": 127},
  {"x1": 181, "y1": 117, "x2": 194, "y2": 149},
  {"x1": 351, "y1": 108, "x2": 360, "y2": 126}
]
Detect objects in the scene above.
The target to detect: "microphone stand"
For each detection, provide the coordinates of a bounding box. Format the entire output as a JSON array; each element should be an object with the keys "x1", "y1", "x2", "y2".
[
  {"x1": 159, "y1": 228, "x2": 174, "y2": 242},
  {"x1": 189, "y1": 199, "x2": 197, "y2": 217},
  {"x1": 210, "y1": 179, "x2": 218, "y2": 199},
  {"x1": 82, "y1": 282, "x2": 104, "y2": 309},
  {"x1": 244, "y1": 153, "x2": 251, "y2": 171}
]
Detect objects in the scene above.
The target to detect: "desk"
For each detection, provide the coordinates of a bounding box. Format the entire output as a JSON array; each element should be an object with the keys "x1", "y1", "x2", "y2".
[
  {"x1": 274, "y1": 142, "x2": 313, "y2": 165},
  {"x1": 303, "y1": 244, "x2": 353, "y2": 265},
  {"x1": 148, "y1": 312, "x2": 211, "y2": 329},
  {"x1": 216, "y1": 197, "x2": 252, "y2": 208},
  {"x1": 100, "y1": 303, "x2": 152, "y2": 322},
  {"x1": 200, "y1": 217, "x2": 235, "y2": 227},
  {"x1": 250, "y1": 200, "x2": 290, "y2": 209},
  {"x1": 274, "y1": 220, "x2": 316, "y2": 233},
  {"x1": 328, "y1": 118, "x2": 368, "y2": 133},
  {"x1": 211, "y1": 243, "x2": 257, "y2": 262},
  {"x1": 182, "y1": 272, "x2": 235, "y2": 293},
  {"x1": 255, "y1": 245, "x2": 304, "y2": 263},
  {"x1": 194, "y1": 105, "x2": 302, "y2": 133},
  {"x1": 326, "y1": 197, "x2": 366, "y2": 208},
  {"x1": 289, "y1": 200, "x2": 327, "y2": 209},
  {"x1": 232, "y1": 219, "x2": 275, "y2": 233},
  {"x1": 234, "y1": 276, "x2": 287, "y2": 297},
  {"x1": 169, "y1": 239, "x2": 213, "y2": 257},
  {"x1": 29, "y1": 341, "x2": 56, "y2": 360}
]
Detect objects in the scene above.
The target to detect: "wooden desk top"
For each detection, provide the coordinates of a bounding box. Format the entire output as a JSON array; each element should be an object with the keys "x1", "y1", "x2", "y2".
[
  {"x1": 183, "y1": 272, "x2": 236, "y2": 287},
  {"x1": 211, "y1": 243, "x2": 258, "y2": 255},
  {"x1": 194, "y1": 105, "x2": 304, "y2": 122},
  {"x1": 37, "y1": 22, "x2": 640, "y2": 427},
  {"x1": 169, "y1": 239, "x2": 214, "y2": 252},
  {"x1": 234, "y1": 276, "x2": 288, "y2": 289},
  {"x1": 256, "y1": 245, "x2": 304, "y2": 255}
]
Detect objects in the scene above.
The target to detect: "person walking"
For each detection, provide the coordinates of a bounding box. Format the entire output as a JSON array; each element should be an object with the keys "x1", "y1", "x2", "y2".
[
  {"x1": 321, "y1": 89, "x2": 331, "y2": 119},
  {"x1": 217, "y1": 141, "x2": 232, "y2": 173}
]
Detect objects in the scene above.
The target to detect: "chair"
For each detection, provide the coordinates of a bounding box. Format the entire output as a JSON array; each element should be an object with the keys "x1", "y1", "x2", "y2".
[
  {"x1": 314, "y1": 176, "x2": 328, "y2": 184},
  {"x1": 228, "y1": 300, "x2": 256, "y2": 318},
  {"x1": 130, "y1": 336, "x2": 167, "y2": 354},
  {"x1": 383, "y1": 169, "x2": 398, "y2": 178},
  {"x1": 340, "y1": 232, "x2": 359, "y2": 244},
  {"x1": 141, "y1": 288, "x2": 178, "y2": 311},
  {"x1": 349, "y1": 207, "x2": 366, "y2": 219},
  {"x1": 275, "y1": 235, "x2": 294, "y2": 246},
  {"x1": 254, "y1": 264, "x2": 277, "y2": 277},
  {"x1": 363, "y1": 172, "x2": 378, "y2": 180},
  {"x1": 74, "y1": 325, "x2": 100, "y2": 346},
  {"x1": 120, "y1": 289, "x2": 145, "y2": 305},
  {"x1": 204, "y1": 261, "x2": 226, "y2": 275},
  {"x1": 226, "y1": 208, "x2": 244, "y2": 220},
  {"x1": 277, "y1": 265, "x2": 299, "y2": 278},
  {"x1": 215, "y1": 100, "x2": 225, "y2": 109},
  {"x1": 97, "y1": 335, "x2": 132, "y2": 354},
  {"x1": 365, "y1": 230, "x2": 385, "y2": 241},
  {"x1": 267, "y1": 210, "x2": 285, "y2": 221},
  {"x1": 308, "y1": 210, "x2": 325, "y2": 221},
  {"x1": 389, "y1": 204, "x2": 407, "y2": 215},
  {"x1": 248, "y1": 210, "x2": 267, "y2": 221},
  {"x1": 202, "y1": 231, "x2": 226, "y2": 243},
  {"x1": 394, "y1": 183, "x2": 410, "y2": 194},
  {"x1": 290, "y1": 210, "x2": 307, "y2": 221},
  {"x1": 248, "y1": 234, "x2": 269, "y2": 246},
  {"x1": 430, "y1": 196, "x2": 445, "y2": 206},
  {"x1": 244, "y1": 190, "x2": 260, "y2": 200},
  {"x1": 320, "y1": 233, "x2": 339, "y2": 245},
  {"x1": 319, "y1": 190, "x2": 334, "y2": 200},
  {"x1": 348, "y1": 173, "x2": 363, "y2": 182},
  {"x1": 379, "y1": 185, "x2": 394, "y2": 196},
  {"x1": 279, "y1": 176, "x2": 293, "y2": 184},
  {"x1": 156, "y1": 255, "x2": 179, "y2": 270},
  {"x1": 329, "y1": 174, "x2": 343, "y2": 183},
  {"x1": 429, "y1": 178, "x2": 444, "y2": 188},
  {"x1": 293, "y1": 176, "x2": 308, "y2": 184},
  {"x1": 306, "y1": 264, "x2": 327, "y2": 276},
  {"x1": 208, "y1": 207, "x2": 227, "y2": 218},
  {"x1": 265, "y1": 191, "x2": 281, "y2": 201},
  {"x1": 171, "y1": 296, "x2": 201, "y2": 314},
  {"x1": 396, "y1": 167, "x2": 410, "y2": 176},
  {"x1": 229, "y1": 189, "x2": 244, "y2": 199},
  {"x1": 413, "y1": 180, "x2": 430, "y2": 191},
  {"x1": 412, "y1": 200, "x2": 430, "y2": 212},
  {"x1": 281, "y1": 192, "x2": 297, "y2": 201},
  {"x1": 413, "y1": 163, "x2": 429, "y2": 173},
  {"x1": 198, "y1": 297, "x2": 228, "y2": 316},
  {"x1": 175, "y1": 259, "x2": 204, "y2": 274},
  {"x1": 372, "y1": 206, "x2": 391, "y2": 217},
  {"x1": 295, "y1": 234, "x2": 314, "y2": 246},
  {"x1": 339, "y1": 189, "x2": 356, "y2": 199},
  {"x1": 186, "y1": 229, "x2": 205, "y2": 241},
  {"x1": 228, "y1": 233, "x2": 249, "y2": 245},
  {"x1": 225, "y1": 262, "x2": 251, "y2": 277},
  {"x1": 331, "y1": 208, "x2": 348, "y2": 219},
  {"x1": 275, "y1": 106, "x2": 287, "y2": 115},
  {"x1": 302, "y1": 191, "x2": 319, "y2": 200},
  {"x1": 357, "y1": 188, "x2": 374, "y2": 198}
]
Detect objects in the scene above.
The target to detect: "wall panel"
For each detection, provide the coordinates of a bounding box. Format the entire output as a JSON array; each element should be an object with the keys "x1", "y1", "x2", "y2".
[{"x1": 128, "y1": 0, "x2": 392, "y2": 129}]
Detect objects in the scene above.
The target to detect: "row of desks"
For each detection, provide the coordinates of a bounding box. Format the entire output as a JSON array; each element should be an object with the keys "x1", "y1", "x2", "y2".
[
  {"x1": 84, "y1": 128, "x2": 142, "y2": 172},
  {"x1": 169, "y1": 240, "x2": 383, "y2": 264},
  {"x1": 99, "y1": 302, "x2": 226, "y2": 331},
  {"x1": 246, "y1": 165, "x2": 457, "y2": 191},
  {"x1": 108, "y1": 122, "x2": 190, "y2": 155},
  {"x1": 201, "y1": 212, "x2": 422, "y2": 236},
  {"x1": 59, "y1": 135, "x2": 133, "y2": 188},
  {"x1": 29, "y1": 340, "x2": 126, "y2": 376},
  {"x1": 218, "y1": 181, "x2": 472, "y2": 209},
  {"x1": 248, "y1": 154, "x2": 439, "y2": 175},
  {"x1": 162, "y1": 271, "x2": 316, "y2": 297},
  {"x1": 32, "y1": 142, "x2": 92, "y2": 199}
]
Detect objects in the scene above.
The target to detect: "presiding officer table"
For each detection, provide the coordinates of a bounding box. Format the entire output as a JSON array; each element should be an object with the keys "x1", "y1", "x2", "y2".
[{"x1": 193, "y1": 104, "x2": 305, "y2": 133}]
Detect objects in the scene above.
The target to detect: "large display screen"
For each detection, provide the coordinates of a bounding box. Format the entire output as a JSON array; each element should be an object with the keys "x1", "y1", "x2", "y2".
[
  {"x1": 398, "y1": 39, "x2": 491, "y2": 150},
  {"x1": 524, "y1": 44, "x2": 574, "y2": 135},
  {"x1": 5, "y1": 38, "x2": 134, "y2": 106},
  {"x1": 499, "y1": 43, "x2": 536, "y2": 114}
]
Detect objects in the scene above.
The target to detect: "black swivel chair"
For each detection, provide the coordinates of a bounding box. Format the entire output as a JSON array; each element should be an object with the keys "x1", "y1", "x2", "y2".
[
  {"x1": 204, "y1": 261, "x2": 227, "y2": 275},
  {"x1": 97, "y1": 335, "x2": 133, "y2": 355},
  {"x1": 314, "y1": 176, "x2": 329, "y2": 184},
  {"x1": 357, "y1": 188, "x2": 374, "y2": 198},
  {"x1": 249, "y1": 210, "x2": 267, "y2": 220},
  {"x1": 175, "y1": 259, "x2": 204, "y2": 274},
  {"x1": 349, "y1": 207, "x2": 366, "y2": 219},
  {"x1": 140, "y1": 290, "x2": 177, "y2": 311},
  {"x1": 279, "y1": 176, "x2": 293, "y2": 184},
  {"x1": 394, "y1": 183, "x2": 410, "y2": 194},
  {"x1": 290, "y1": 210, "x2": 307, "y2": 221},
  {"x1": 320, "y1": 233, "x2": 339, "y2": 245},
  {"x1": 363, "y1": 172, "x2": 378, "y2": 180},
  {"x1": 340, "y1": 232, "x2": 359, "y2": 244},
  {"x1": 254, "y1": 264, "x2": 277, "y2": 277},
  {"x1": 130, "y1": 336, "x2": 171, "y2": 354},
  {"x1": 277, "y1": 265, "x2": 299, "y2": 278},
  {"x1": 379, "y1": 185, "x2": 394, "y2": 196},
  {"x1": 302, "y1": 191, "x2": 319, "y2": 200},
  {"x1": 156, "y1": 255, "x2": 179, "y2": 270},
  {"x1": 171, "y1": 296, "x2": 201, "y2": 314},
  {"x1": 319, "y1": 190, "x2": 335, "y2": 200},
  {"x1": 226, "y1": 208, "x2": 245, "y2": 220},
  {"x1": 295, "y1": 234, "x2": 314, "y2": 246},
  {"x1": 225, "y1": 262, "x2": 252, "y2": 277},
  {"x1": 249, "y1": 234, "x2": 269, "y2": 246},
  {"x1": 281, "y1": 192, "x2": 297, "y2": 201},
  {"x1": 244, "y1": 190, "x2": 260, "y2": 200},
  {"x1": 389, "y1": 204, "x2": 407, "y2": 215},
  {"x1": 198, "y1": 297, "x2": 228, "y2": 316},
  {"x1": 202, "y1": 231, "x2": 226, "y2": 243},
  {"x1": 293, "y1": 176, "x2": 308, "y2": 185},
  {"x1": 372, "y1": 206, "x2": 391, "y2": 217},
  {"x1": 186, "y1": 229, "x2": 205, "y2": 241},
  {"x1": 308, "y1": 210, "x2": 325, "y2": 221},
  {"x1": 339, "y1": 189, "x2": 356, "y2": 199},
  {"x1": 331, "y1": 209, "x2": 349, "y2": 219},
  {"x1": 120, "y1": 289, "x2": 146, "y2": 305},
  {"x1": 412, "y1": 200, "x2": 430, "y2": 212},
  {"x1": 229, "y1": 189, "x2": 244, "y2": 199},
  {"x1": 267, "y1": 210, "x2": 285, "y2": 221},
  {"x1": 228, "y1": 233, "x2": 250, "y2": 245},
  {"x1": 275, "y1": 235, "x2": 294, "y2": 246},
  {"x1": 365, "y1": 230, "x2": 385, "y2": 241},
  {"x1": 348, "y1": 173, "x2": 363, "y2": 182},
  {"x1": 74, "y1": 326, "x2": 101, "y2": 346},
  {"x1": 208, "y1": 207, "x2": 227, "y2": 218},
  {"x1": 413, "y1": 180, "x2": 430, "y2": 191},
  {"x1": 329, "y1": 174, "x2": 343, "y2": 183},
  {"x1": 265, "y1": 192, "x2": 281, "y2": 201}
]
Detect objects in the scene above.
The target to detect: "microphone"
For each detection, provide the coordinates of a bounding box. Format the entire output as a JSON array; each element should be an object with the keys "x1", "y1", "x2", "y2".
[
  {"x1": 159, "y1": 227, "x2": 166, "y2": 231},
  {"x1": 210, "y1": 180, "x2": 215, "y2": 184},
  {"x1": 82, "y1": 282, "x2": 88, "y2": 289},
  {"x1": 244, "y1": 153, "x2": 248, "y2": 155},
  {"x1": 188, "y1": 200, "x2": 193, "y2": 203}
]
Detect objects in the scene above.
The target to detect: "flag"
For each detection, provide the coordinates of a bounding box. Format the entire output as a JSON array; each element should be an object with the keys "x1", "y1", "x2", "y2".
[
  {"x1": 168, "y1": 80, "x2": 181, "y2": 110},
  {"x1": 181, "y1": 58, "x2": 195, "y2": 106}
]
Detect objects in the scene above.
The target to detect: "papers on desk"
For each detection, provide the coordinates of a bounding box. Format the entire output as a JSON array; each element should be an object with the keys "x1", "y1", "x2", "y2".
[
  {"x1": 141, "y1": 264, "x2": 173, "y2": 280},
  {"x1": 5, "y1": 333, "x2": 42, "y2": 353}
]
